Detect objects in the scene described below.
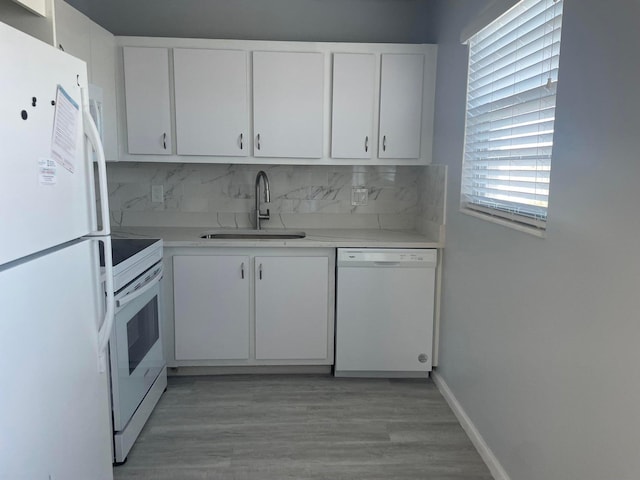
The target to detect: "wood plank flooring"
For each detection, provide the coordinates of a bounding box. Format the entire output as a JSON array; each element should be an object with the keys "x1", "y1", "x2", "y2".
[{"x1": 113, "y1": 375, "x2": 492, "y2": 480}]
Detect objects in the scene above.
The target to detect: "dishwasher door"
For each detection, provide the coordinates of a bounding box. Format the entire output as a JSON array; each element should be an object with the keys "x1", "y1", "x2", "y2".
[{"x1": 335, "y1": 248, "x2": 436, "y2": 377}]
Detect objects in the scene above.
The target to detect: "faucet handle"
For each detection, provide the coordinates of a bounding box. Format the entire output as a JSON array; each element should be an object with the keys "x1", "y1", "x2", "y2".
[{"x1": 258, "y1": 208, "x2": 270, "y2": 220}]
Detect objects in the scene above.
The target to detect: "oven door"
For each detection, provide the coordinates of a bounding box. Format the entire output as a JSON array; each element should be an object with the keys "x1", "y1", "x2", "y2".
[{"x1": 110, "y1": 263, "x2": 165, "y2": 432}]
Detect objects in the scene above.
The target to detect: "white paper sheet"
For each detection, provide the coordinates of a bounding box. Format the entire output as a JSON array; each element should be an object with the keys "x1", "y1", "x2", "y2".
[
  {"x1": 38, "y1": 157, "x2": 57, "y2": 185},
  {"x1": 51, "y1": 85, "x2": 79, "y2": 173}
]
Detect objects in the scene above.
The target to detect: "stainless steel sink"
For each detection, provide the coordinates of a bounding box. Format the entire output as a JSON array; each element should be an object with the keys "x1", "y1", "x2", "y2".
[{"x1": 200, "y1": 229, "x2": 306, "y2": 240}]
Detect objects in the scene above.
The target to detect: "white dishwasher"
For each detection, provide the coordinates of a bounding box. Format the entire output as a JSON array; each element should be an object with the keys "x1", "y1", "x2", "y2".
[{"x1": 335, "y1": 248, "x2": 436, "y2": 377}]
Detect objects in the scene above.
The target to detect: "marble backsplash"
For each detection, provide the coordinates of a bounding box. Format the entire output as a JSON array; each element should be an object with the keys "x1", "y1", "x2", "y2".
[
  {"x1": 106, "y1": 163, "x2": 445, "y2": 235},
  {"x1": 418, "y1": 164, "x2": 447, "y2": 241}
]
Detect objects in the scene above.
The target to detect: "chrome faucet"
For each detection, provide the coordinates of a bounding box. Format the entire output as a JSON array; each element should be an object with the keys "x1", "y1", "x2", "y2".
[{"x1": 254, "y1": 170, "x2": 270, "y2": 230}]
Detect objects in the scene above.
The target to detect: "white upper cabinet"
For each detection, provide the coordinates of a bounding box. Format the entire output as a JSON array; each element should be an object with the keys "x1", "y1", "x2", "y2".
[
  {"x1": 53, "y1": 0, "x2": 90, "y2": 64},
  {"x1": 122, "y1": 47, "x2": 172, "y2": 155},
  {"x1": 331, "y1": 53, "x2": 375, "y2": 159},
  {"x1": 52, "y1": 0, "x2": 118, "y2": 160},
  {"x1": 378, "y1": 54, "x2": 424, "y2": 159},
  {"x1": 116, "y1": 39, "x2": 436, "y2": 165},
  {"x1": 252, "y1": 51, "x2": 324, "y2": 158},
  {"x1": 88, "y1": 22, "x2": 118, "y2": 161},
  {"x1": 173, "y1": 48, "x2": 249, "y2": 156},
  {"x1": 11, "y1": 0, "x2": 46, "y2": 16}
]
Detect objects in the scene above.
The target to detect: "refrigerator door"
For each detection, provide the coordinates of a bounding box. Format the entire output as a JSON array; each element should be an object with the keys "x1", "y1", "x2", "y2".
[
  {"x1": 0, "y1": 239, "x2": 113, "y2": 480},
  {"x1": 0, "y1": 22, "x2": 94, "y2": 266}
]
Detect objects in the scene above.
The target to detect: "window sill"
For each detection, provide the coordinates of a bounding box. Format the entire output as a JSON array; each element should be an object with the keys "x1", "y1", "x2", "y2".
[{"x1": 459, "y1": 207, "x2": 546, "y2": 238}]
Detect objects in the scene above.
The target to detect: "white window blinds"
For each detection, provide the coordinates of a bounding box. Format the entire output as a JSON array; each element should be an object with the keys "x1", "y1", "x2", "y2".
[{"x1": 461, "y1": 0, "x2": 563, "y2": 230}]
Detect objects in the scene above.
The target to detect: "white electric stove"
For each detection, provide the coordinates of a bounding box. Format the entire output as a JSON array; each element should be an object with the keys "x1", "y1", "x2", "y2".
[{"x1": 101, "y1": 238, "x2": 167, "y2": 464}]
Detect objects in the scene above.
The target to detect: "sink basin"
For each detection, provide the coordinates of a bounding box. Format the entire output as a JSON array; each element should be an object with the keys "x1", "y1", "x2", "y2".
[{"x1": 200, "y1": 229, "x2": 306, "y2": 240}]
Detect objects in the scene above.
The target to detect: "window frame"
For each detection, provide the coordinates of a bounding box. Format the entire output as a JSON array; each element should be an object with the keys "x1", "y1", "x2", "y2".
[{"x1": 459, "y1": 0, "x2": 563, "y2": 236}]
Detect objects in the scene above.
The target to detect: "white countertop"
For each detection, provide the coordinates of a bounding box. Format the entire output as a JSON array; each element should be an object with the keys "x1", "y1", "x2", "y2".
[{"x1": 112, "y1": 227, "x2": 442, "y2": 249}]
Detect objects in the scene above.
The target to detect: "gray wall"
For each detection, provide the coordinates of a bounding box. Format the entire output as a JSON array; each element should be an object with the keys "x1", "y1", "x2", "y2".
[
  {"x1": 65, "y1": 0, "x2": 436, "y2": 43},
  {"x1": 432, "y1": 0, "x2": 640, "y2": 479}
]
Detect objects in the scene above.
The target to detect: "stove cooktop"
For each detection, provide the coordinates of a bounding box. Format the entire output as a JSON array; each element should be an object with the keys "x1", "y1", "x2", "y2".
[
  {"x1": 100, "y1": 238, "x2": 159, "y2": 267},
  {"x1": 100, "y1": 238, "x2": 163, "y2": 292}
]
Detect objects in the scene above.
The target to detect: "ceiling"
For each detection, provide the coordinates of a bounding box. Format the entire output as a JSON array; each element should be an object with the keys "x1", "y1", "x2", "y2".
[{"x1": 65, "y1": 0, "x2": 437, "y2": 44}]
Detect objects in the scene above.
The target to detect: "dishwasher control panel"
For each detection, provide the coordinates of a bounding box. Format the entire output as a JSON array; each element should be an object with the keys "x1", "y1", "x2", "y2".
[{"x1": 337, "y1": 248, "x2": 437, "y2": 267}]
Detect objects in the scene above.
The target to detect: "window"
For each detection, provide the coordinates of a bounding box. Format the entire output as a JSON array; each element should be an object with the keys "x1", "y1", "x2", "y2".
[{"x1": 461, "y1": 0, "x2": 564, "y2": 232}]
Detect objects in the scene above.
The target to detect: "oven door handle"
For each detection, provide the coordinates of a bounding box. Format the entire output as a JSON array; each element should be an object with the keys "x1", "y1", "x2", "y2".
[
  {"x1": 96, "y1": 235, "x2": 115, "y2": 373},
  {"x1": 116, "y1": 265, "x2": 163, "y2": 308}
]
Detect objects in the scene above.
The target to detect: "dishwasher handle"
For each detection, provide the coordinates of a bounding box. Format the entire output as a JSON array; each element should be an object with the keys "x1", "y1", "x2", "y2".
[{"x1": 337, "y1": 248, "x2": 438, "y2": 268}]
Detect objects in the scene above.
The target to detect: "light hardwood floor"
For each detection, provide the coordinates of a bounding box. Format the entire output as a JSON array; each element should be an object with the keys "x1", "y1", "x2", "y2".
[{"x1": 113, "y1": 375, "x2": 492, "y2": 480}]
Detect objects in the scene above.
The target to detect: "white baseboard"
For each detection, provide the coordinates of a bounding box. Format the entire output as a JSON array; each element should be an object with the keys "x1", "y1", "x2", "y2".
[{"x1": 431, "y1": 371, "x2": 511, "y2": 480}]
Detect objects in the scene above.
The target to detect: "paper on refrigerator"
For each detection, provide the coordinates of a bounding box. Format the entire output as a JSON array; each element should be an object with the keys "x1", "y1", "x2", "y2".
[{"x1": 51, "y1": 85, "x2": 79, "y2": 173}]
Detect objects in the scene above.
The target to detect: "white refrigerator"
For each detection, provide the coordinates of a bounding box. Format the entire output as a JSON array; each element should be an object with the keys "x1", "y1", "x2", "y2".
[{"x1": 0, "y1": 22, "x2": 115, "y2": 480}]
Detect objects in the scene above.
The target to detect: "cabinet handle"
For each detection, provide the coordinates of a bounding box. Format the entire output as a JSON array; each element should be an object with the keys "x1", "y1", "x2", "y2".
[
  {"x1": 256, "y1": 133, "x2": 261, "y2": 150},
  {"x1": 241, "y1": 262, "x2": 245, "y2": 279},
  {"x1": 163, "y1": 132, "x2": 167, "y2": 150},
  {"x1": 259, "y1": 263, "x2": 263, "y2": 280},
  {"x1": 365, "y1": 136, "x2": 369, "y2": 153},
  {"x1": 383, "y1": 135, "x2": 387, "y2": 152},
  {"x1": 240, "y1": 133, "x2": 243, "y2": 150}
]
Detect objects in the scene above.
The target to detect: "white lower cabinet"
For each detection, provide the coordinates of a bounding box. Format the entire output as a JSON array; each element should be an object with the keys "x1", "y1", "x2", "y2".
[
  {"x1": 168, "y1": 248, "x2": 335, "y2": 366},
  {"x1": 255, "y1": 256, "x2": 329, "y2": 360},
  {"x1": 173, "y1": 255, "x2": 250, "y2": 360}
]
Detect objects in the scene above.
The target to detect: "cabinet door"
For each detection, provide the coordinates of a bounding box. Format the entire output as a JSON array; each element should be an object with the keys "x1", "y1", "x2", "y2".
[
  {"x1": 123, "y1": 47, "x2": 172, "y2": 154},
  {"x1": 331, "y1": 53, "x2": 375, "y2": 159},
  {"x1": 11, "y1": 0, "x2": 46, "y2": 15},
  {"x1": 253, "y1": 51, "x2": 324, "y2": 158},
  {"x1": 174, "y1": 48, "x2": 249, "y2": 156},
  {"x1": 89, "y1": 22, "x2": 118, "y2": 161},
  {"x1": 255, "y1": 256, "x2": 329, "y2": 360},
  {"x1": 173, "y1": 255, "x2": 250, "y2": 360},
  {"x1": 378, "y1": 54, "x2": 424, "y2": 159},
  {"x1": 54, "y1": 0, "x2": 91, "y2": 66}
]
